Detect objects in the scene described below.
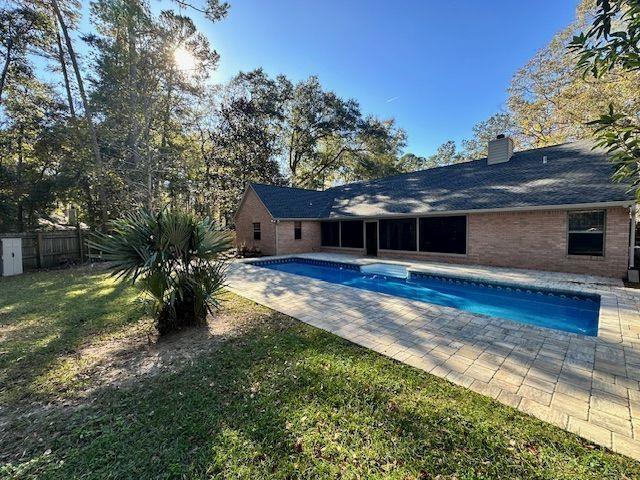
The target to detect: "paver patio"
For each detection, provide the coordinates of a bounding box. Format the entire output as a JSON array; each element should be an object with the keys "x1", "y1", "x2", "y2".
[{"x1": 227, "y1": 252, "x2": 640, "y2": 461}]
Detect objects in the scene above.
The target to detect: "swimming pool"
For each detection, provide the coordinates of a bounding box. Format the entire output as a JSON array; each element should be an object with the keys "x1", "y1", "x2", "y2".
[{"x1": 248, "y1": 258, "x2": 600, "y2": 336}]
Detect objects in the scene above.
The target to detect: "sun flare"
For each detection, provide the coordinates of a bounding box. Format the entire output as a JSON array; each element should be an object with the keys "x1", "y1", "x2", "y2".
[{"x1": 174, "y1": 46, "x2": 197, "y2": 72}]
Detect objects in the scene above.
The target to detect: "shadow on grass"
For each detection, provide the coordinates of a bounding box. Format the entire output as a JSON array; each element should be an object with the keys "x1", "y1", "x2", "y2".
[
  {"x1": 0, "y1": 268, "x2": 145, "y2": 404},
  {"x1": 2, "y1": 309, "x2": 639, "y2": 480}
]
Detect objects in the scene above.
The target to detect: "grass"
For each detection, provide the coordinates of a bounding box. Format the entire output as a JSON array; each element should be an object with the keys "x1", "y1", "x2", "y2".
[
  {"x1": 0, "y1": 266, "x2": 144, "y2": 405},
  {"x1": 1, "y1": 268, "x2": 640, "y2": 479}
]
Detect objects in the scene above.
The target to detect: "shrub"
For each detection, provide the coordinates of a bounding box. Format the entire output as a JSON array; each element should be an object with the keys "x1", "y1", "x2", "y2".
[
  {"x1": 88, "y1": 209, "x2": 232, "y2": 335},
  {"x1": 236, "y1": 242, "x2": 262, "y2": 258}
]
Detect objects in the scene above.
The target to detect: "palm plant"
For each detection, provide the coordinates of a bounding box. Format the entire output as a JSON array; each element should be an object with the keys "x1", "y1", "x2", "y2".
[{"x1": 88, "y1": 209, "x2": 232, "y2": 335}]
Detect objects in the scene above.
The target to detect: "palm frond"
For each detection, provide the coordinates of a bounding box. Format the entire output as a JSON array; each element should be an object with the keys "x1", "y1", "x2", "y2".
[{"x1": 88, "y1": 208, "x2": 232, "y2": 334}]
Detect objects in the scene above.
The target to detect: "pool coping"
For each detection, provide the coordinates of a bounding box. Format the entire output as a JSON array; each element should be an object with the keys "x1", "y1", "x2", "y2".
[{"x1": 239, "y1": 254, "x2": 619, "y2": 342}]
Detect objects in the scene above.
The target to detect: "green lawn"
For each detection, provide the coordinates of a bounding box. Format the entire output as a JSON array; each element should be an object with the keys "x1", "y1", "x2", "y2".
[{"x1": 1, "y1": 268, "x2": 639, "y2": 479}]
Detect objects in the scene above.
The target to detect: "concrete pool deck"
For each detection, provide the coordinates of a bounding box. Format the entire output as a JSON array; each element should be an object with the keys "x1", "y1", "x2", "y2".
[{"x1": 227, "y1": 253, "x2": 640, "y2": 460}]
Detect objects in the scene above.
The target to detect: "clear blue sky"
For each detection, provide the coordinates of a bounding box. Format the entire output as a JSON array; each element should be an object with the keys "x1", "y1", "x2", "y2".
[{"x1": 82, "y1": 0, "x2": 580, "y2": 157}]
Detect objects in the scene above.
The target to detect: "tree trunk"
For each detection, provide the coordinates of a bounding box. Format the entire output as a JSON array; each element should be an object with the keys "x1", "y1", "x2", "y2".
[
  {"x1": 55, "y1": 24, "x2": 75, "y2": 118},
  {"x1": 0, "y1": 36, "x2": 13, "y2": 104},
  {"x1": 160, "y1": 75, "x2": 173, "y2": 151},
  {"x1": 16, "y1": 125, "x2": 24, "y2": 231},
  {"x1": 126, "y1": 10, "x2": 141, "y2": 166},
  {"x1": 51, "y1": 0, "x2": 108, "y2": 227}
]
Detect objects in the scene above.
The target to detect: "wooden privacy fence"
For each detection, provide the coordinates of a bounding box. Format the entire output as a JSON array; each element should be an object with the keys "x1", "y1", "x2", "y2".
[{"x1": 0, "y1": 229, "x2": 87, "y2": 270}]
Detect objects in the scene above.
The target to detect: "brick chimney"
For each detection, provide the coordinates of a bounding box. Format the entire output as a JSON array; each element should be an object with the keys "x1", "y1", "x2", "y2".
[{"x1": 487, "y1": 134, "x2": 514, "y2": 165}]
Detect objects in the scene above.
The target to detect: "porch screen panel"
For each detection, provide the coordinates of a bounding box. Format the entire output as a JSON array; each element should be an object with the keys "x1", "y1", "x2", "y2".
[
  {"x1": 340, "y1": 220, "x2": 364, "y2": 248},
  {"x1": 379, "y1": 218, "x2": 417, "y2": 251},
  {"x1": 419, "y1": 216, "x2": 467, "y2": 254},
  {"x1": 321, "y1": 221, "x2": 340, "y2": 247}
]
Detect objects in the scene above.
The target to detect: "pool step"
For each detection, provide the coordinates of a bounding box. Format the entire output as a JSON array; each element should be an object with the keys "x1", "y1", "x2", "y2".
[{"x1": 360, "y1": 263, "x2": 408, "y2": 279}]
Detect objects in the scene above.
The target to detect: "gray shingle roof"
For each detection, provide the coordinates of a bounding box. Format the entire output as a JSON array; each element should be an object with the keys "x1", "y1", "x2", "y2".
[
  {"x1": 250, "y1": 141, "x2": 635, "y2": 219},
  {"x1": 250, "y1": 183, "x2": 333, "y2": 219}
]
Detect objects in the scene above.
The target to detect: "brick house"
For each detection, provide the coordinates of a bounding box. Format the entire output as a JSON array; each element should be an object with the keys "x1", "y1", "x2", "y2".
[{"x1": 235, "y1": 137, "x2": 637, "y2": 278}]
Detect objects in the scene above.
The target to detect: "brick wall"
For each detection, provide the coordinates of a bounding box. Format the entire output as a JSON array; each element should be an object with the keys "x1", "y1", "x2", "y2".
[
  {"x1": 276, "y1": 220, "x2": 321, "y2": 254},
  {"x1": 234, "y1": 188, "x2": 276, "y2": 255},
  {"x1": 379, "y1": 207, "x2": 631, "y2": 278},
  {"x1": 235, "y1": 188, "x2": 322, "y2": 255},
  {"x1": 236, "y1": 190, "x2": 631, "y2": 278}
]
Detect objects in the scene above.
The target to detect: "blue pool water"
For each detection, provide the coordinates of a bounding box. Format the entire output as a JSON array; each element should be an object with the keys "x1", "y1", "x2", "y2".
[{"x1": 249, "y1": 258, "x2": 600, "y2": 336}]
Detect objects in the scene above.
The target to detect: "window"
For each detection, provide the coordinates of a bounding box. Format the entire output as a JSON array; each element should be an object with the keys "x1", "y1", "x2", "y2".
[
  {"x1": 379, "y1": 218, "x2": 417, "y2": 251},
  {"x1": 294, "y1": 221, "x2": 302, "y2": 240},
  {"x1": 419, "y1": 216, "x2": 466, "y2": 254},
  {"x1": 253, "y1": 222, "x2": 261, "y2": 241},
  {"x1": 340, "y1": 220, "x2": 364, "y2": 248},
  {"x1": 321, "y1": 221, "x2": 340, "y2": 247},
  {"x1": 568, "y1": 210, "x2": 605, "y2": 256}
]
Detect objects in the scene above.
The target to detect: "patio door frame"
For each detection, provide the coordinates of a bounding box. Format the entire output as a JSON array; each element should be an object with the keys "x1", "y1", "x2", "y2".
[{"x1": 365, "y1": 220, "x2": 378, "y2": 257}]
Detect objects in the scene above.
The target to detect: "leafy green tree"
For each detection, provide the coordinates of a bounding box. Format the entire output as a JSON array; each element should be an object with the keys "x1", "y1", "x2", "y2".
[
  {"x1": 87, "y1": 0, "x2": 223, "y2": 216},
  {"x1": 397, "y1": 152, "x2": 428, "y2": 171},
  {"x1": 88, "y1": 209, "x2": 231, "y2": 335},
  {"x1": 427, "y1": 140, "x2": 465, "y2": 166},
  {"x1": 570, "y1": 0, "x2": 640, "y2": 194},
  {"x1": 0, "y1": 4, "x2": 51, "y2": 102},
  {"x1": 26, "y1": 0, "x2": 82, "y2": 118},
  {"x1": 50, "y1": 0, "x2": 110, "y2": 226},
  {"x1": 282, "y1": 76, "x2": 361, "y2": 188},
  {"x1": 203, "y1": 70, "x2": 408, "y2": 192},
  {"x1": 337, "y1": 117, "x2": 407, "y2": 183},
  {"x1": 276, "y1": 75, "x2": 411, "y2": 188},
  {"x1": 169, "y1": 0, "x2": 229, "y2": 22},
  {"x1": 461, "y1": 113, "x2": 517, "y2": 159},
  {"x1": 200, "y1": 70, "x2": 285, "y2": 222},
  {"x1": 0, "y1": 76, "x2": 70, "y2": 231},
  {"x1": 507, "y1": 0, "x2": 639, "y2": 148}
]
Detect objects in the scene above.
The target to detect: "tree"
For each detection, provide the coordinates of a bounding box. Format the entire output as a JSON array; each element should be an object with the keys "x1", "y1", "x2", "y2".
[
  {"x1": 282, "y1": 76, "x2": 361, "y2": 188},
  {"x1": 458, "y1": 0, "x2": 638, "y2": 164},
  {"x1": 397, "y1": 152, "x2": 429, "y2": 171},
  {"x1": 54, "y1": 19, "x2": 76, "y2": 118},
  {"x1": 51, "y1": 0, "x2": 108, "y2": 226},
  {"x1": 337, "y1": 117, "x2": 408, "y2": 183},
  {"x1": 570, "y1": 0, "x2": 640, "y2": 194},
  {"x1": 0, "y1": 5, "x2": 50, "y2": 103},
  {"x1": 196, "y1": 70, "x2": 285, "y2": 223},
  {"x1": 169, "y1": 0, "x2": 229, "y2": 22},
  {"x1": 27, "y1": 0, "x2": 82, "y2": 118},
  {"x1": 507, "y1": 0, "x2": 640, "y2": 149},
  {"x1": 461, "y1": 113, "x2": 517, "y2": 159},
  {"x1": 0, "y1": 75, "x2": 70, "y2": 231},
  {"x1": 87, "y1": 0, "x2": 223, "y2": 215},
  {"x1": 1, "y1": 0, "x2": 428, "y2": 230},
  {"x1": 427, "y1": 140, "x2": 465, "y2": 166}
]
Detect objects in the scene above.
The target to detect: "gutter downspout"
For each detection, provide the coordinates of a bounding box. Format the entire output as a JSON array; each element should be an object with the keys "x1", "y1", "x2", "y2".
[
  {"x1": 630, "y1": 204, "x2": 637, "y2": 269},
  {"x1": 274, "y1": 219, "x2": 279, "y2": 256}
]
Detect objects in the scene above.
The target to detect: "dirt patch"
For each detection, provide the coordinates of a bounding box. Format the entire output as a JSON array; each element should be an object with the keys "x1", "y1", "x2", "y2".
[
  {"x1": 2, "y1": 296, "x2": 270, "y2": 419},
  {"x1": 60, "y1": 315, "x2": 238, "y2": 399},
  {"x1": 60, "y1": 304, "x2": 262, "y2": 405},
  {"x1": 0, "y1": 294, "x2": 282, "y2": 466}
]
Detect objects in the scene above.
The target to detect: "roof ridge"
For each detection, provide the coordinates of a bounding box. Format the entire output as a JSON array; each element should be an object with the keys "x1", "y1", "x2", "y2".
[
  {"x1": 252, "y1": 141, "x2": 590, "y2": 194},
  {"x1": 245, "y1": 140, "x2": 630, "y2": 220},
  {"x1": 326, "y1": 158, "x2": 483, "y2": 192},
  {"x1": 325, "y1": 140, "x2": 591, "y2": 192},
  {"x1": 250, "y1": 182, "x2": 324, "y2": 193}
]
